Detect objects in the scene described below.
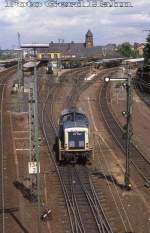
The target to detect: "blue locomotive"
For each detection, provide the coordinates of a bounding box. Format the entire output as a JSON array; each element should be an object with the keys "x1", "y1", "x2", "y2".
[{"x1": 58, "y1": 108, "x2": 92, "y2": 163}]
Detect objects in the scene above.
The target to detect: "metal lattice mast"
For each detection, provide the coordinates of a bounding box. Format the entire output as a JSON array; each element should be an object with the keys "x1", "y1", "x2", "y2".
[
  {"x1": 28, "y1": 64, "x2": 41, "y2": 232},
  {"x1": 105, "y1": 69, "x2": 133, "y2": 190},
  {"x1": 33, "y1": 63, "x2": 41, "y2": 233}
]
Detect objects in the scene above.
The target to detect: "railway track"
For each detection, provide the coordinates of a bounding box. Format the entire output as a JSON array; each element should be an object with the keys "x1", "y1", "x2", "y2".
[
  {"x1": 135, "y1": 86, "x2": 150, "y2": 108},
  {"x1": 99, "y1": 82, "x2": 150, "y2": 186},
  {"x1": 66, "y1": 67, "x2": 118, "y2": 108},
  {"x1": 37, "y1": 68, "x2": 115, "y2": 233},
  {"x1": 58, "y1": 165, "x2": 113, "y2": 233},
  {"x1": 0, "y1": 66, "x2": 16, "y2": 233},
  {"x1": 40, "y1": 108, "x2": 114, "y2": 232},
  {"x1": 0, "y1": 79, "x2": 6, "y2": 233}
]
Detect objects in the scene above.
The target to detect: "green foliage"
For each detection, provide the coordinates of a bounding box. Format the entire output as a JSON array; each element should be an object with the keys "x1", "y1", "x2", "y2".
[
  {"x1": 0, "y1": 52, "x2": 15, "y2": 60},
  {"x1": 118, "y1": 42, "x2": 137, "y2": 58},
  {"x1": 144, "y1": 33, "x2": 150, "y2": 65}
]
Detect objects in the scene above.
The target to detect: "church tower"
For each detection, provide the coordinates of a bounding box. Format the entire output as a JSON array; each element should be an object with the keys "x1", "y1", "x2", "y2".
[{"x1": 85, "y1": 30, "x2": 93, "y2": 48}]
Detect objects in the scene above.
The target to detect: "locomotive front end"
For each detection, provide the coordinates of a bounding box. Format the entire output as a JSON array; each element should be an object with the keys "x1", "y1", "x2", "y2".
[
  {"x1": 65, "y1": 127, "x2": 89, "y2": 151},
  {"x1": 58, "y1": 109, "x2": 93, "y2": 164}
]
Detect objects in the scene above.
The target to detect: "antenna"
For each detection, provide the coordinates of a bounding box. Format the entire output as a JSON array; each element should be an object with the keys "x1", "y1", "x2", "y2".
[
  {"x1": 58, "y1": 38, "x2": 64, "y2": 43},
  {"x1": 17, "y1": 32, "x2": 21, "y2": 48}
]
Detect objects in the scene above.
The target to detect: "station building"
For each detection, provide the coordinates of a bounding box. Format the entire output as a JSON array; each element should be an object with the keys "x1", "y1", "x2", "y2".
[
  {"x1": 36, "y1": 30, "x2": 119, "y2": 61},
  {"x1": 134, "y1": 43, "x2": 145, "y2": 56}
]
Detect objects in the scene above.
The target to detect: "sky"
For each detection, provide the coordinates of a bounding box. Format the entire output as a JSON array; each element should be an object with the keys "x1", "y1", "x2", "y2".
[{"x1": 0, "y1": 0, "x2": 150, "y2": 49}]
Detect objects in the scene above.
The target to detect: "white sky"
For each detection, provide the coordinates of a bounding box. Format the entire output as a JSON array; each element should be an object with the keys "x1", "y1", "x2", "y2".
[{"x1": 0, "y1": 0, "x2": 150, "y2": 48}]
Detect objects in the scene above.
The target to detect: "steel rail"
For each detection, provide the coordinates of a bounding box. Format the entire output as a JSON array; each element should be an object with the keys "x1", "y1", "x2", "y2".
[
  {"x1": 134, "y1": 83, "x2": 150, "y2": 109},
  {"x1": 99, "y1": 82, "x2": 150, "y2": 185},
  {"x1": 40, "y1": 87, "x2": 86, "y2": 233},
  {"x1": 0, "y1": 82, "x2": 6, "y2": 233},
  {"x1": 0, "y1": 66, "x2": 17, "y2": 233},
  {"x1": 38, "y1": 69, "x2": 95, "y2": 232},
  {"x1": 70, "y1": 168, "x2": 86, "y2": 233},
  {"x1": 74, "y1": 167, "x2": 113, "y2": 233},
  {"x1": 40, "y1": 84, "x2": 75, "y2": 232},
  {"x1": 59, "y1": 167, "x2": 86, "y2": 233},
  {"x1": 0, "y1": 66, "x2": 17, "y2": 77},
  {"x1": 37, "y1": 69, "x2": 89, "y2": 233},
  {"x1": 95, "y1": 135, "x2": 134, "y2": 232},
  {"x1": 89, "y1": 178, "x2": 114, "y2": 233},
  {"x1": 38, "y1": 67, "x2": 118, "y2": 233}
]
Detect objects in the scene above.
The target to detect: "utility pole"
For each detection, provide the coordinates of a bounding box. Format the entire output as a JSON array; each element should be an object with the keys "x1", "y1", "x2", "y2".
[
  {"x1": 17, "y1": 32, "x2": 21, "y2": 48},
  {"x1": 124, "y1": 69, "x2": 133, "y2": 190},
  {"x1": 34, "y1": 63, "x2": 41, "y2": 233},
  {"x1": 28, "y1": 63, "x2": 41, "y2": 232},
  {"x1": 18, "y1": 32, "x2": 25, "y2": 91},
  {"x1": 17, "y1": 32, "x2": 22, "y2": 88},
  {"x1": 20, "y1": 43, "x2": 41, "y2": 231},
  {"x1": 28, "y1": 82, "x2": 36, "y2": 177},
  {"x1": 16, "y1": 49, "x2": 22, "y2": 112},
  {"x1": 17, "y1": 32, "x2": 24, "y2": 111},
  {"x1": 105, "y1": 69, "x2": 133, "y2": 190}
]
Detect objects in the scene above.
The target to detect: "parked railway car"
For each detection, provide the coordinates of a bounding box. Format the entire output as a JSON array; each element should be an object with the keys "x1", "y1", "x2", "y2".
[
  {"x1": 137, "y1": 65, "x2": 150, "y2": 93},
  {"x1": 46, "y1": 62, "x2": 53, "y2": 74},
  {"x1": 58, "y1": 108, "x2": 92, "y2": 164},
  {"x1": 102, "y1": 58, "x2": 123, "y2": 68},
  {"x1": 23, "y1": 61, "x2": 40, "y2": 75}
]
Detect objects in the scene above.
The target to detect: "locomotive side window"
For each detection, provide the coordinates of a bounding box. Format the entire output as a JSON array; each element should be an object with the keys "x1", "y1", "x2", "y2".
[{"x1": 62, "y1": 113, "x2": 73, "y2": 122}]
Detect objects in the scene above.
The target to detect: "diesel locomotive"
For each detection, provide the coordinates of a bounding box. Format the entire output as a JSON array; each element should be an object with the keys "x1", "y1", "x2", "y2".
[{"x1": 57, "y1": 108, "x2": 92, "y2": 164}]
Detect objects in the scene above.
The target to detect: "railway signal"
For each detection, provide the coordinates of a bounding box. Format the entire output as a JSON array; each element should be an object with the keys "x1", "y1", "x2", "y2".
[
  {"x1": 122, "y1": 111, "x2": 128, "y2": 117},
  {"x1": 124, "y1": 71, "x2": 133, "y2": 190},
  {"x1": 105, "y1": 77, "x2": 127, "y2": 82},
  {"x1": 104, "y1": 71, "x2": 133, "y2": 191}
]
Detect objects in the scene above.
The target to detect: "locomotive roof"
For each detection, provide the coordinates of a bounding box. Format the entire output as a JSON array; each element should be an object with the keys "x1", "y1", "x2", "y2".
[
  {"x1": 60, "y1": 108, "x2": 89, "y2": 129},
  {"x1": 63, "y1": 121, "x2": 88, "y2": 129},
  {"x1": 61, "y1": 108, "x2": 85, "y2": 116}
]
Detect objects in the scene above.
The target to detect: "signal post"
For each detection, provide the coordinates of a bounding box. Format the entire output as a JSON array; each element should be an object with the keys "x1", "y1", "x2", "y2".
[{"x1": 105, "y1": 70, "x2": 133, "y2": 190}]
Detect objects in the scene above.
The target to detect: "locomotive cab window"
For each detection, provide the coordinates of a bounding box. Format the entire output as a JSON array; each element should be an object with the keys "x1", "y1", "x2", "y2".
[
  {"x1": 75, "y1": 113, "x2": 87, "y2": 121},
  {"x1": 68, "y1": 131, "x2": 85, "y2": 149},
  {"x1": 62, "y1": 113, "x2": 73, "y2": 122}
]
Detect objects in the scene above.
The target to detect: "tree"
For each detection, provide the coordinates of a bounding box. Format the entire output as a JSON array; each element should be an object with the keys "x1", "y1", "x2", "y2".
[
  {"x1": 0, "y1": 53, "x2": 14, "y2": 60},
  {"x1": 118, "y1": 42, "x2": 136, "y2": 58},
  {"x1": 143, "y1": 33, "x2": 150, "y2": 65}
]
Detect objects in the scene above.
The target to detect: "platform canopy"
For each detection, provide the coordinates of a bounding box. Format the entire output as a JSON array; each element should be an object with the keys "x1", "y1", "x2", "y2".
[
  {"x1": 23, "y1": 61, "x2": 40, "y2": 68},
  {"x1": 124, "y1": 58, "x2": 144, "y2": 63},
  {"x1": 102, "y1": 57, "x2": 125, "y2": 62},
  {"x1": 21, "y1": 44, "x2": 49, "y2": 48}
]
